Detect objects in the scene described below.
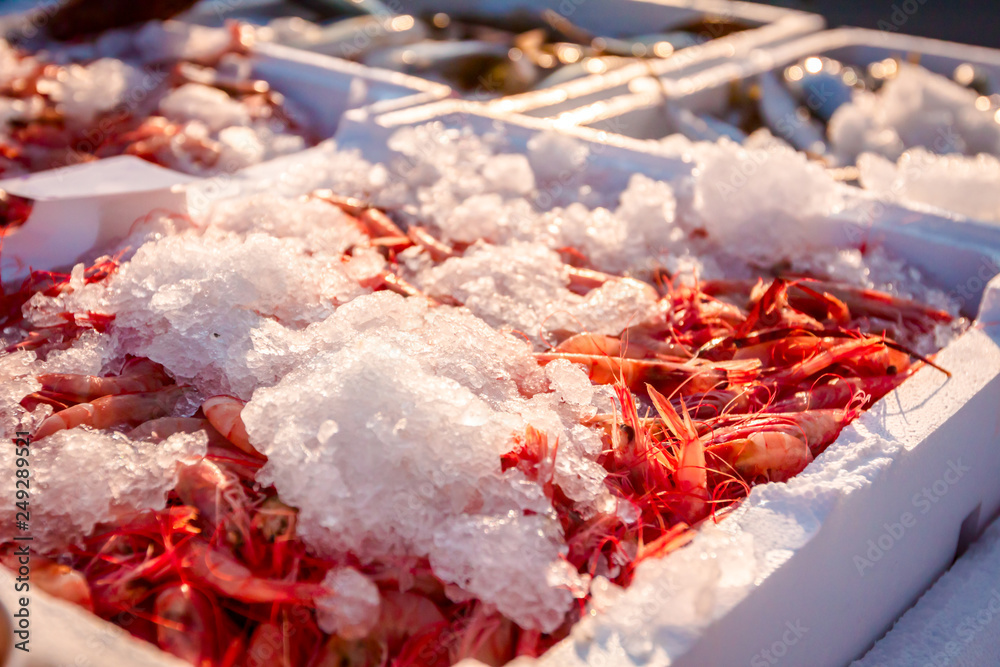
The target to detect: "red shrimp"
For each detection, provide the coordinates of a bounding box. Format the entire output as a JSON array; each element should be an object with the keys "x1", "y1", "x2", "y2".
[
  {"x1": 34, "y1": 385, "x2": 189, "y2": 440},
  {"x1": 37, "y1": 357, "x2": 172, "y2": 403},
  {"x1": 153, "y1": 583, "x2": 218, "y2": 666}
]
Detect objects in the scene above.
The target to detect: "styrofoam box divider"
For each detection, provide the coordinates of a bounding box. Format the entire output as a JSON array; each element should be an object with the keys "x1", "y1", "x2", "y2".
[
  {"x1": 564, "y1": 27, "x2": 1000, "y2": 141},
  {"x1": 249, "y1": 41, "x2": 451, "y2": 139}
]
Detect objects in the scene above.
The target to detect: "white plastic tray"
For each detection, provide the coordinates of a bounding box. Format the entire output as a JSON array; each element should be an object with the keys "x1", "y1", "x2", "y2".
[{"x1": 9, "y1": 101, "x2": 1000, "y2": 666}]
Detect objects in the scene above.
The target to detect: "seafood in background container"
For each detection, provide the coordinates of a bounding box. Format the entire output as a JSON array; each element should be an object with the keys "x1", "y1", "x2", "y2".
[
  {"x1": 657, "y1": 54, "x2": 1000, "y2": 170},
  {"x1": 234, "y1": 5, "x2": 752, "y2": 95},
  {"x1": 0, "y1": 20, "x2": 315, "y2": 177},
  {"x1": 0, "y1": 121, "x2": 973, "y2": 666},
  {"x1": 858, "y1": 149, "x2": 1000, "y2": 223},
  {"x1": 578, "y1": 33, "x2": 1000, "y2": 224}
]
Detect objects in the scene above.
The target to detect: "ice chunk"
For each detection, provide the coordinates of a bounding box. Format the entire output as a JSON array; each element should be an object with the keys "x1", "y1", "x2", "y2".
[
  {"x1": 527, "y1": 131, "x2": 591, "y2": 182},
  {"x1": 691, "y1": 138, "x2": 846, "y2": 262},
  {"x1": 132, "y1": 20, "x2": 234, "y2": 64},
  {"x1": 36, "y1": 58, "x2": 143, "y2": 123},
  {"x1": 217, "y1": 126, "x2": 266, "y2": 170},
  {"x1": 113, "y1": 232, "x2": 367, "y2": 394},
  {"x1": 36, "y1": 330, "x2": 114, "y2": 376},
  {"x1": 544, "y1": 358, "x2": 599, "y2": 408},
  {"x1": 0, "y1": 429, "x2": 207, "y2": 549},
  {"x1": 482, "y1": 154, "x2": 536, "y2": 196},
  {"x1": 606, "y1": 173, "x2": 679, "y2": 271},
  {"x1": 159, "y1": 83, "x2": 250, "y2": 132},
  {"x1": 242, "y1": 292, "x2": 610, "y2": 631},
  {"x1": 829, "y1": 63, "x2": 1000, "y2": 164},
  {"x1": 433, "y1": 193, "x2": 539, "y2": 245},
  {"x1": 49, "y1": 231, "x2": 370, "y2": 398},
  {"x1": 415, "y1": 241, "x2": 658, "y2": 344},
  {"x1": 373, "y1": 123, "x2": 858, "y2": 275},
  {"x1": 315, "y1": 567, "x2": 381, "y2": 639},
  {"x1": 858, "y1": 148, "x2": 1000, "y2": 222},
  {"x1": 203, "y1": 194, "x2": 368, "y2": 256},
  {"x1": 431, "y1": 512, "x2": 582, "y2": 631},
  {"x1": 0, "y1": 350, "x2": 42, "y2": 442}
]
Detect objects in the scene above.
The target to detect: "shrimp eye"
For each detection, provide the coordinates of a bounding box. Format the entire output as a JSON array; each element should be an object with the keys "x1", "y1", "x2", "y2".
[{"x1": 886, "y1": 365, "x2": 897, "y2": 375}]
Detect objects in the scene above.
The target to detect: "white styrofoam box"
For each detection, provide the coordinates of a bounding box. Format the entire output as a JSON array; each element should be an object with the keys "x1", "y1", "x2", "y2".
[
  {"x1": 562, "y1": 27, "x2": 1000, "y2": 141},
  {"x1": 542, "y1": 28, "x2": 1000, "y2": 228},
  {"x1": 0, "y1": 11, "x2": 449, "y2": 187},
  {"x1": 855, "y1": 514, "x2": 1000, "y2": 666},
  {"x1": 12, "y1": 102, "x2": 1000, "y2": 666},
  {"x1": 184, "y1": 0, "x2": 821, "y2": 112},
  {"x1": 0, "y1": 563, "x2": 184, "y2": 667},
  {"x1": 0, "y1": 156, "x2": 196, "y2": 283},
  {"x1": 335, "y1": 102, "x2": 1000, "y2": 666}
]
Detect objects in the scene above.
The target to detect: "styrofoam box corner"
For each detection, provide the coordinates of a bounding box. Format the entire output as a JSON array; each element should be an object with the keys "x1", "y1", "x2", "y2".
[{"x1": 0, "y1": 156, "x2": 196, "y2": 283}]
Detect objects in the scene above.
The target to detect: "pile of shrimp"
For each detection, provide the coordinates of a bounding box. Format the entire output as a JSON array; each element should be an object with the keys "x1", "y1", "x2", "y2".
[
  {"x1": 0, "y1": 191, "x2": 956, "y2": 667},
  {"x1": 0, "y1": 24, "x2": 313, "y2": 187},
  {"x1": 539, "y1": 274, "x2": 953, "y2": 574}
]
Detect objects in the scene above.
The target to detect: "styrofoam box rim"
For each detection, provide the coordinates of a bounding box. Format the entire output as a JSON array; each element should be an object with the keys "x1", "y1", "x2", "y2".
[
  {"x1": 246, "y1": 40, "x2": 453, "y2": 138},
  {"x1": 249, "y1": 40, "x2": 452, "y2": 101}
]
